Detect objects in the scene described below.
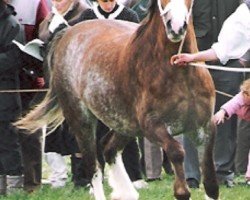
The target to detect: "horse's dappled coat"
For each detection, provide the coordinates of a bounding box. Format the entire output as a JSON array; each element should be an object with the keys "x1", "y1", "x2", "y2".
[{"x1": 15, "y1": 0, "x2": 219, "y2": 199}]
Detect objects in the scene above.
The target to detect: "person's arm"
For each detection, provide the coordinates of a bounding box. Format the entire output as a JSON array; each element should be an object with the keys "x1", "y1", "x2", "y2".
[
  {"x1": 213, "y1": 109, "x2": 227, "y2": 125},
  {"x1": 0, "y1": 20, "x2": 22, "y2": 73},
  {"x1": 170, "y1": 48, "x2": 218, "y2": 65},
  {"x1": 213, "y1": 93, "x2": 244, "y2": 125}
]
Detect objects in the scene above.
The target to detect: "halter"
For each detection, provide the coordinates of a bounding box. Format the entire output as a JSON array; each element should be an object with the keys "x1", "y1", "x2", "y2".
[
  {"x1": 157, "y1": 0, "x2": 194, "y2": 48},
  {"x1": 157, "y1": 0, "x2": 172, "y2": 16}
]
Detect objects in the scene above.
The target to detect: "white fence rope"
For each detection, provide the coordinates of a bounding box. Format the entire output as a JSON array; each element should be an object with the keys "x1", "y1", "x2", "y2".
[{"x1": 190, "y1": 62, "x2": 250, "y2": 72}]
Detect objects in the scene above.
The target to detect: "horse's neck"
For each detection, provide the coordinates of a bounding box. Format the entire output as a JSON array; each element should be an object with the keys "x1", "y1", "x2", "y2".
[
  {"x1": 130, "y1": 13, "x2": 178, "y2": 62},
  {"x1": 183, "y1": 21, "x2": 199, "y2": 54}
]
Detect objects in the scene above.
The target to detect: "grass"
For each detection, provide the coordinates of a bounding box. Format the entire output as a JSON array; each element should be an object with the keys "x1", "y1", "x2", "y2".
[{"x1": 1, "y1": 174, "x2": 249, "y2": 200}]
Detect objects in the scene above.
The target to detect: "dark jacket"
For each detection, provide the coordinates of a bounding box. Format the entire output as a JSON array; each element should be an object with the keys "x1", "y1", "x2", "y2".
[
  {"x1": 0, "y1": 3, "x2": 22, "y2": 121},
  {"x1": 210, "y1": 0, "x2": 240, "y2": 43},
  {"x1": 71, "y1": 3, "x2": 140, "y2": 25},
  {"x1": 193, "y1": 0, "x2": 212, "y2": 50}
]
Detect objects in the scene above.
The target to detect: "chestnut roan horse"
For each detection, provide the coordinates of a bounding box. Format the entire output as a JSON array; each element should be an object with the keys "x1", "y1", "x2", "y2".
[{"x1": 15, "y1": 0, "x2": 219, "y2": 199}]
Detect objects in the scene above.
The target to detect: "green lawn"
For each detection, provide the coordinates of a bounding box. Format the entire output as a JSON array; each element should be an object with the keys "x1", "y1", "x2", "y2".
[{"x1": 1, "y1": 174, "x2": 249, "y2": 200}]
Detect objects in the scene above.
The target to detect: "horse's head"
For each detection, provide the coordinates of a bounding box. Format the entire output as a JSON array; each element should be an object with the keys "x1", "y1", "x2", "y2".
[{"x1": 157, "y1": 0, "x2": 193, "y2": 43}]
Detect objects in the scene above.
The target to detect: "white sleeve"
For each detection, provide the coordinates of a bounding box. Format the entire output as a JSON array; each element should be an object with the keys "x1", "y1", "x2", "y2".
[{"x1": 211, "y1": 4, "x2": 250, "y2": 65}]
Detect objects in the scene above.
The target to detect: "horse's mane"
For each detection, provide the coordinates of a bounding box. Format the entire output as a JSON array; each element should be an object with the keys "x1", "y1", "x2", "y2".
[{"x1": 133, "y1": 0, "x2": 157, "y2": 41}]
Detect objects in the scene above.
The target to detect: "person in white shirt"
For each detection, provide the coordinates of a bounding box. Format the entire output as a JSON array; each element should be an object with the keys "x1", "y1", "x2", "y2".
[{"x1": 171, "y1": 1, "x2": 250, "y2": 65}]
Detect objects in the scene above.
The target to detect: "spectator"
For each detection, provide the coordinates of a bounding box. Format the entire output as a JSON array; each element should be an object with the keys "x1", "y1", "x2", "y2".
[
  {"x1": 171, "y1": 0, "x2": 249, "y2": 187},
  {"x1": 70, "y1": 0, "x2": 148, "y2": 189},
  {"x1": 9, "y1": 0, "x2": 49, "y2": 193},
  {"x1": 177, "y1": 0, "x2": 212, "y2": 189},
  {"x1": 0, "y1": 0, "x2": 23, "y2": 195},
  {"x1": 235, "y1": 49, "x2": 250, "y2": 175},
  {"x1": 213, "y1": 79, "x2": 250, "y2": 185},
  {"x1": 246, "y1": 152, "x2": 250, "y2": 185},
  {"x1": 39, "y1": 0, "x2": 90, "y2": 188}
]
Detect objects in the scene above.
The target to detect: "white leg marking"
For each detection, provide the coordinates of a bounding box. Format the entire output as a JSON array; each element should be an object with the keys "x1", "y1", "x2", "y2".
[
  {"x1": 91, "y1": 168, "x2": 106, "y2": 200},
  {"x1": 108, "y1": 153, "x2": 139, "y2": 200},
  {"x1": 205, "y1": 194, "x2": 219, "y2": 200}
]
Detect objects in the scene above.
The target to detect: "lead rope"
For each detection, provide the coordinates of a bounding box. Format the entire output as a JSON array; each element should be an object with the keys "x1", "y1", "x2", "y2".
[
  {"x1": 177, "y1": 0, "x2": 194, "y2": 54},
  {"x1": 176, "y1": 0, "x2": 233, "y2": 98}
]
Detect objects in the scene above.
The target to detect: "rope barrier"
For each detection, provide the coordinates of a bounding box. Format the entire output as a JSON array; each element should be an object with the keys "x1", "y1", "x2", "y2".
[
  {"x1": 0, "y1": 89, "x2": 49, "y2": 93},
  {"x1": 189, "y1": 62, "x2": 250, "y2": 72},
  {"x1": 215, "y1": 90, "x2": 234, "y2": 98}
]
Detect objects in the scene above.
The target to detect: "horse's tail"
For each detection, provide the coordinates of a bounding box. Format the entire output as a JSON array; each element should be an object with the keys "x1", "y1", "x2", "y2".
[
  {"x1": 14, "y1": 87, "x2": 64, "y2": 133},
  {"x1": 14, "y1": 29, "x2": 68, "y2": 134},
  {"x1": 45, "y1": 27, "x2": 68, "y2": 72}
]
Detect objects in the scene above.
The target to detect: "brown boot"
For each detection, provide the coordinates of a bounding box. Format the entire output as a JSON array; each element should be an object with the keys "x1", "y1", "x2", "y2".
[{"x1": 0, "y1": 175, "x2": 6, "y2": 195}]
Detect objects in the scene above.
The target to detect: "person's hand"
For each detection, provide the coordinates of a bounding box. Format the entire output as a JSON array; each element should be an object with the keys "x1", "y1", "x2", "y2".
[
  {"x1": 170, "y1": 53, "x2": 195, "y2": 66},
  {"x1": 36, "y1": 77, "x2": 45, "y2": 88},
  {"x1": 213, "y1": 109, "x2": 226, "y2": 125}
]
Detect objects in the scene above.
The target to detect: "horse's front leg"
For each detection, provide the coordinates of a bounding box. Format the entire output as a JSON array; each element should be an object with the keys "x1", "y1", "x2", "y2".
[
  {"x1": 144, "y1": 123, "x2": 190, "y2": 200},
  {"x1": 202, "y1": 121, "x2": 219, "y2": 200},
  {"x1": 102, "y1": 131, "x2": 139, "y2": 200}
]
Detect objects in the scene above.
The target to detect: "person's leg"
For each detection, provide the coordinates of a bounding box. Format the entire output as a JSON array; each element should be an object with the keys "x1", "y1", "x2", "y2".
[
  {"x1": 235, "y1": 119, "x2": 250, "y2": 174},
  {"x1": 245, "y1": 151, "x2": 250, "y2": 185},
  {"x1": 0, "y1": 122, "x2": 23, "y2": 193},
  {"x1": 0, "y1": 174, "x2": 6, "y2": 195},
  {"x1": 211, "y1": 63, "x2": 243, "y2": 187},
  {"x1": 19, "y1": 130, "x2": 42, "y2": 192},
  {"x1": 143, "y1": 138, "x2": 162, "y2": 180},
  {"x1": 182, "y1": 136, "x2": 200, "y2": 188},
  {"x1": 45, "y1": 152, "x2": 68, "y2": 188}
]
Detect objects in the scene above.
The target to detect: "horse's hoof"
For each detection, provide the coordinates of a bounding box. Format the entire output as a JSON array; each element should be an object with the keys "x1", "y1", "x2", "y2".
[
  {"x1": 175, "y1": 198, "x2": 192, "y2": 200},
  {"x1": 111, "y1": 191, "x2": 139, "y2": 200},
  {"x1": 205, "y1": 194, "x2": 219, "y2": 200}
]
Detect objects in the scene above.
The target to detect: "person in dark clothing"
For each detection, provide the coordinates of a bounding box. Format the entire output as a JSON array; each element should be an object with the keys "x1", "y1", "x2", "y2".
[
  {"x1": 70, "y1": 0, "x2": 147, "y2": 189},
  {"x1": 38, "y1": 0, "x2": 90, "y2": 189},
  {"x1": 172, "y1": 0, "x2": 249, "y2": 188},
  {"x1": 0, "y1": 0, "x2": 23, "y2": 195},
  {"x1": 9, "y1": 0, "x2": 49, "y2": 193}
]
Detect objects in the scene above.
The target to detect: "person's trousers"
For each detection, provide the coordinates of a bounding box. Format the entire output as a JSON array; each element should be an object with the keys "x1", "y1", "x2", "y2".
[
  {"x1": 143, "y1": 138, "x2": 162, "y2": 179},
  {"x1": 19, "y1": 130, "x2": 42, "y2": 192},
  {"x1": 182, "y1": 136, "x2": 201, "y2": 182},
  {"x1": 246, "y1": 152, "x2": 250, "y2": 180},
  {"x1": 0, "y1": 122, "x2": 23, "y2": 176},
  {"x1": 210, "y1": 60, "x2": 243, "y2": 182},
  {"x1": 235, "y1": 119, "x2": 250, "y2": 174}
]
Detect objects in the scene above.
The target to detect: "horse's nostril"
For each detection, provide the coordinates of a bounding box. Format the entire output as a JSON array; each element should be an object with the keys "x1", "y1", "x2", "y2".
[
  {"x1": 183, "y1": 21, "x2": 187, "y2": 30},
  {"x1": 179, "y1": 22, "x2": 187, "y2": 35},
  {"x1": 166, "y1": 19, "x2": 172, "y2": 30}
]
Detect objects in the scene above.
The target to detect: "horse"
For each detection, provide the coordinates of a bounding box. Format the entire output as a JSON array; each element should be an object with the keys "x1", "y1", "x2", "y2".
[{"x1": 15, "y1": 0, "x2": 219, "y2": 199}]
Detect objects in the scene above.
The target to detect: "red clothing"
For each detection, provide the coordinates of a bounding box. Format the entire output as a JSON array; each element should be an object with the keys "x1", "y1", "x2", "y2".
[
  {"x1": 221, "y1": 92, "x2": 250, "y2": 121},
  {"x1": 11, "y1": 0, "x2": 49, "y2": 41}
]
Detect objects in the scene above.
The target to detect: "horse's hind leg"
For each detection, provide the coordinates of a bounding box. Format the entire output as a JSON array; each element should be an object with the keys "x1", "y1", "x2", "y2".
[
  {"x1": 202, "y1": 122, "x2": 219, "y2": 200},
  {"x1": 102, "y1": 131, "x2": 139, "y2": 200},
  {"x1": 58, "y1": 96, "x2": 106, "y2": 200},
  {"x1": 73, "y1": 124, "x2": 106, "y2": 200}
]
